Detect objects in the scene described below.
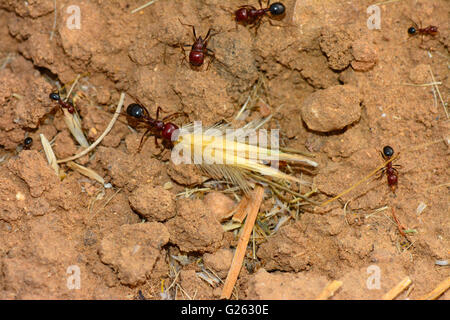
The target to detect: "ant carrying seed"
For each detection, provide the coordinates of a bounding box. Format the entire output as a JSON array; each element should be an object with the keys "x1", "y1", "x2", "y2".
[
  {"x1": 125, "y1": 103, "x2": 186, "y2": 153},
  {"x1": 378, "y1": 145, "x2": 401, "y2": 193},
  {"x1": 49, "y1": 92, "x2": 75, "y2": 114},
  {"x1": 234, "y1": 0, "x2": 286, "y2": 34},
  {"x1": 179, "y1": 19, "x2": 217, "y2": 69}
]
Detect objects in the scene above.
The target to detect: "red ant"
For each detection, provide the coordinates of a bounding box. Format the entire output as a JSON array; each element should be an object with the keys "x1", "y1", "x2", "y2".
[
  {"x1": 49, "y1": 92, "x2": 75, "y2": 114},
  {"x1": 407, "y1": 20, "x2": 439, "y2": 46},
  {"x1": 179, "y1": 20, "x2": 217, "y2": 69},
  {"x1": 378, "y1": 146, "x2": 400, "y2": 193},
  {"x1": 408, "y1": 25, "x2": 439, "y2": 37},
  {"x1": 234, "y1": 1, "x2": 285, "y2": 33},
  {"x1": 125, "y1": 103, "x2": 185, "y2": 153}
]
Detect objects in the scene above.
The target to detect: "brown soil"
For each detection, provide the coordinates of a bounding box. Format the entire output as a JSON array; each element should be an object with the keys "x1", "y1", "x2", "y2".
[{"x1": 0, "y1": 0, "x2": 449, "y2": 300}]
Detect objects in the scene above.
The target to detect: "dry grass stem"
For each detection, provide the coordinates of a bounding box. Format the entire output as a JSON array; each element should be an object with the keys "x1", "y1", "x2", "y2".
[
  {"x1": 66, "y1": 161, "x2": 105, "y2": 185},
  {"x1": 428, "y1": 65, "x2": 448, "y2": 118},
  {"x1": 131, "y1": 0, "x2": 159, "y2": 14},
  {"x1": 320, "y1": 153, "x2": 399, "y2": 207}
]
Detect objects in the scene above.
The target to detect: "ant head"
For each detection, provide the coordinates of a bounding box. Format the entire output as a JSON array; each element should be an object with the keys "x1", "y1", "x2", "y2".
[
  {"x1": 127, "y1": 103, "x2": 144, "y2": 118},
  {"x1": 49, "y1": 92, "x2": 60, "y2": 101},
  {"x1": 407, "y1": 26, "x2": 416, "y2": 35},
  {"x1": 269, "y1": 2, "x2": 286, "y2": 16},
  {"x1": 383, "y1": 146, "x2": 394, "y2": 158}
]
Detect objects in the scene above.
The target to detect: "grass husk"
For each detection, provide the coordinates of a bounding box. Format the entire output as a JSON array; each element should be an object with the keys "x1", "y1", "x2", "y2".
[
  {"x1": 39, "y1": 134, "x2": 60, "y2": 177},
  {"x1": 57, "y1": 92, "x2": 125, "y2": 163}
]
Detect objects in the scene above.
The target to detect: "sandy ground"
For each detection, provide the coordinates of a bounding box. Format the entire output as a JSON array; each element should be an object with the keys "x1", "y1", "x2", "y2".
[{"x1": 0, "y1": 0, "x2": 449, "y2": 299}]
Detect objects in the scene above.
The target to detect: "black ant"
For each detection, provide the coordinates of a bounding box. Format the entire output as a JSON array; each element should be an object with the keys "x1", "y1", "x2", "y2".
[
  {"x1": 49, "y1": 92, "x2": 75, "y2": 114},
  {"x1": 378, "y1": 146, "x2": 400, "y2": 193},
  {"x1": 234, "y1": 1, "x2": 286, "y2": 33},
  {"x1": 23, "y1": 137, "x2": 33, "y2": 149},
  {"x1": 179, "y1": 19, "x2": 216, "y2": 69},
  {"x1": 125, "y1": 103, "x2": 185, "y2": 153}
]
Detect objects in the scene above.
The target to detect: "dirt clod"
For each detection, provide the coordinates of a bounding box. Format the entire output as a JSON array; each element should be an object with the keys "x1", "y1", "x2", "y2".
[
  {"x1": 166, "y1": 199, "x2": 224, "y2": 253},
  {"x1": 203, "y1": 248, "x2": 234, "y2": 279},
  {"x1": 99, "y1": 222, "x2": 169, "y2": 286},
  {"x1": 301, "y1": 85, "x2": 362, "y2": 132},
  {"x1": 203, "y1": 191, "x2": 236, "y2": 222},
  {"x1": 128, "y1": 184, "x2": 176, "y2": 222}
]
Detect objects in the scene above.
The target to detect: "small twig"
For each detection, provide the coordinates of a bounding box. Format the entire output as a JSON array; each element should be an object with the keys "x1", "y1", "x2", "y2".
[
  {"x1": 419, "y1": 277, "x2": 450, "y2": 300},
  {"x1": 221, "y1": 185, "x2": 264, "y2": 299},
  {"x1": 57, "y1": 92, "x2": 125, "y2": 163},
  {"x1": 316, "y1": 280, "x2": 343, "y2": 300},
  {"x1": 382, "y1": 276, "x2": 412, "y2": 300}
]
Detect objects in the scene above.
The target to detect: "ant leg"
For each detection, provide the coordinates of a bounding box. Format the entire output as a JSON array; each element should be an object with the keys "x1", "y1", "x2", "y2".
[
  {"x1": 192, "y1": 26, "x2": 197, "y2": 41},
  {"x1": 179, "y1": 44, "x2": 190, "y2": 65},
  {"x1": 137, "y1": 128, "x2": 151, "y2": 152},
  {"x1": 376, "y1": 167, "x2": 386, "y2": 180},
  {"x1": 204, "y1": 28, "x2": 213, "y2": 41},
  {"x1": 178, "y1": 19, "x2": 197, "y2": 42},
  {"x1": 154, "y1": 135, "x2": 160, "y2": 148},
  {"x1": 254, "y1": 17, "x2": 263, "y2": 36},
  {"x1": 156, "y1": 106, "x2": 162, "y2": 120},
  {"x1": 206, "y1": 50, "x2": 216, "y2": 70}
]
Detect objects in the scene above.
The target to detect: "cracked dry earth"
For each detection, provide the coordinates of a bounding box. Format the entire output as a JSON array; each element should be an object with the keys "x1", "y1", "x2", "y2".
[{"x1": 0, "y1": 0, "x2": 449, "y2": 299}]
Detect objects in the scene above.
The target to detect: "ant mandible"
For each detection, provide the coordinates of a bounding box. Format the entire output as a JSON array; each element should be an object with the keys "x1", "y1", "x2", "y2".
[
  {"x1": 179, "y1": 19, "x2": 216, "y2": 69},
  {"x1": 49, "y1": 92, "x2": 75, "y2": 114},
  {"x1": 126, "y1": 103, "x2": 185, "y2": 153},
  {"x1": 235, "y1": 1, "x2": 286, "y2": 33},
  {"x1": 378, "y1": 146, "x2": 400, "y2": 193}
]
